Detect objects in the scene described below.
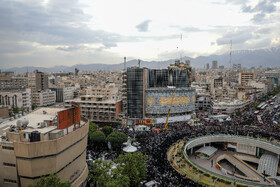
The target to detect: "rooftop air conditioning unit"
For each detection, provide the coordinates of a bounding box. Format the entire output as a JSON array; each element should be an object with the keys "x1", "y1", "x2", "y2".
[
  {"x1": 40, "y1": 122, "x2": 47, "y2": 128},
  {"x1": 9, "y1": 125, "x2": 16, "y2": 132}
]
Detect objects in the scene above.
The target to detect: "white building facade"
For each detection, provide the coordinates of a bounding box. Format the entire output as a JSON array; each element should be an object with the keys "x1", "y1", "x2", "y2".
[
  {"x1": 0, "y1": 89, "x2": 32, "y2": 111},
  {"x1": 32, "y1": 89, "x2": 56, "y2": 107}
]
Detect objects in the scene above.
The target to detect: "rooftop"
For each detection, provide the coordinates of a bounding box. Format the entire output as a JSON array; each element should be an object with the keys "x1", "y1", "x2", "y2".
[
  {"x1": 66, "y1": 97, "x2": 121, "y2": 104},
  {"x1": 0, "y1": 106, "x2": 87, "y2": 143},
  {"x1": 0, "y1": 108, "x2": 65, "y2": 135}
]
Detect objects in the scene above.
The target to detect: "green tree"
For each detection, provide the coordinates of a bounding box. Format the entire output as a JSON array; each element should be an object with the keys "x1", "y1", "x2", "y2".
[
  {"x1": 12, "y1": 106, "x2": 19, "y2": 114},
  {"x1": 90, "y1": 159, "x2": 130, "y2": 187},
  {"x1": 102, "y1": 126, "x2": 113, "y2": 136},
  {"x1": 116, "y1": 152, "x2": 147, "y2": 186},
  {"x1": 106, "y1": 132, "x2": 127, "y2": 150},
  {"x1": 89, "y1": 122, "x2": 98, "y2": 133},
  {"x1": 88, "y1": 122, "x2": 99, "y2": 149},
  {"x1": 29, "y1": 174, "x2": 70, "y2": 187},
  {"x1": 89, "y1": 130, "x2": 106, "y2": 149}
]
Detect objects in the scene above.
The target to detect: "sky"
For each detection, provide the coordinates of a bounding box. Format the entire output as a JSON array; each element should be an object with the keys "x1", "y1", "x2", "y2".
[{"x1": 0, "y1": 0, "x2": 280, "y2": 68}]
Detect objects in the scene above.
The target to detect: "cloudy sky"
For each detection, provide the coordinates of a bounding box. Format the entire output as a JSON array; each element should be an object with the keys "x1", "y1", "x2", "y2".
[{"x1": 0, "y1": 0, "x2": 280, "y2": 68}]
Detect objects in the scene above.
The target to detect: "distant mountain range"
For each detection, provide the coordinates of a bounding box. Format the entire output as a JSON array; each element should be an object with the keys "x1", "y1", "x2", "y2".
[{"x1": 3, "y1": 46, "x2": 280, "y2": 73}]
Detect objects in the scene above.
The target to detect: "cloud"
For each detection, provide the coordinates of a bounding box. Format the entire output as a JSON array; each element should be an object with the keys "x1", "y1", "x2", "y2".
[
  {"x1": 216, "y1": 27, "x2": 254, "y2": 46},
  {"x1": 56, "y1": 45, "x2": 85, "y2": 52},
  {"x1": 136, "y1": 20, "x2": 152, "y2": 32},
  {"x1": 241, "y1": 0, "x2": 280, "y2": 23},
  {"x1": 211, "y1": 0, "x2": 249, "y2": 5},
  {"x1": 252, "y1": 13, "x2": 266, "y2": 23},
  {"x1": 242, "y1": 0, "x2": 278, "y2": 13},
  {"x1": 0, "y1": 0, "x2": 120, "y2": 47}
]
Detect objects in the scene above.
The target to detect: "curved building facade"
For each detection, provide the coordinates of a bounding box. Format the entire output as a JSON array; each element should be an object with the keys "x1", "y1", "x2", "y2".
[{"x1": 0, "y1": 106, "x2": 89, "y2": 187}]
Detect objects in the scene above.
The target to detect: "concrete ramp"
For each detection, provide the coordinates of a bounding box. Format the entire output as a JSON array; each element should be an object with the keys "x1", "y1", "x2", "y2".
[{"x1": 258, "y1": 154, "x2": 279, "y2": 176}]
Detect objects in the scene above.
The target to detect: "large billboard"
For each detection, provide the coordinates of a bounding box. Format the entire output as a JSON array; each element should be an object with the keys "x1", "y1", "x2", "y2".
[
  {"x1": 58, "y1": 104, "x2": 81, "y2": 129},
  {"x1": 145, "y1": 87, "x2": 195, "y2": 115}
]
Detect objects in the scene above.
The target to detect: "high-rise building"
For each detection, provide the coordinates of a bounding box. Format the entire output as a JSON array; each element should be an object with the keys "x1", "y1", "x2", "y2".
[
  {"x1": 212, "y1": 60, "x2": 218, "y2": 69},
  {"x1": 0, "y1": 105, "x2": 89, "y2": 187},
  {"x1": 210, "y1": 77, "x2": 223, "y2": 99},
  {"x1": 239, "y1": 72, "x2": 254, "y2": 86},
  {"x1": 233, "y1": 64, "x2": 242, "y2": 71},
  {"x1": 121, "y1": 71, "x2": 127, "y2": 116},
  {"x1": 75, "y1": 68, "x2": 79, "y2": 76},
  {"x1": 28, "y1": 70, "x2": 49, "y2": 92},
  {"x1": 126, "y1": 60, "x2": 195, "y2": 123},
  {"x1": 206, "y1": 63, "x2": 210, "y2": 70}
]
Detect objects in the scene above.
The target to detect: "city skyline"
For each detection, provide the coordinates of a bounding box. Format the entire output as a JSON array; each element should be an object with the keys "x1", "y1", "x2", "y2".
[{"x1": 0, "y1": 0, "x2": 280, "y2": 68}]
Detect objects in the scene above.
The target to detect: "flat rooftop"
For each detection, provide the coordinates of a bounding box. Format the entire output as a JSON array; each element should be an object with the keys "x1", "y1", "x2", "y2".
[
  {"x1": 66, "y1": 98, "x2": 121, "y2": 104},
  {"x1": 0, "y1": 107, "x2": 66, "y2": 137}
]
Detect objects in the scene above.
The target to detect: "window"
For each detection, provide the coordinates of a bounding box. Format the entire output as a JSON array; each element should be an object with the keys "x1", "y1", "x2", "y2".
[
  {"x1": 4, "y1": 179, "x2": 17, "y2": 183},
  {"x1": 3, "y1": 162, "x2": 16, "y2": 167},
  {"x1": 2, "y1": 146, "x2": 14, "y2": 150},
  {"x1": 23, "y1": 133, "x2": 29, "y2": 139}
]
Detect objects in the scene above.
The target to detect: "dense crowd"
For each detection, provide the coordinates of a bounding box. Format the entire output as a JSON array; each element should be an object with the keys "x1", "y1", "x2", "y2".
[
  {"x1": 133, "y1": 99, "x2": 280, "y2": 186},
  {"x1": 87, "y1": 97, "x2": 280, "y2": 186}
]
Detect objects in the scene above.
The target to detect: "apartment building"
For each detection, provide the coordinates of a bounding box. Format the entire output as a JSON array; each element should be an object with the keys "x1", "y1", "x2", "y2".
[
  {"x1": 0, "y1": 89, "x2": 32, "y2": 111},
  {"x1": 239, "y1": 72, "x2": 254, "y2": 86},
  {"x1": 84, "y1": 84, "x2": 119, "y2": 100},
  {"x1": 0, "y1": 105, "x2": 89, "y2": 187},
  {"x1": 32, "y1": 89, "x2": 56, "y2": 107},
  {"x1": 210, "y1": 77, "x2": 223, "y2": 99},
  {"x1": 212, "y1": 60, "x2": 218, "y2": 69},
  {"x1": 65, "y1": 95, "x2": 121, "y2": 123},
  {"x1": 28, "y1": 70, "x2": 49, "y2": 92},
  {"x1": 211, "y1": 99, "x2": 251, "y2": 114},
  {"x1": 265, "y1": 70, "x2": 280, "y2": 87},
  {"x1": 50, "y1": 87, "x2": 75, "y2": 103}
]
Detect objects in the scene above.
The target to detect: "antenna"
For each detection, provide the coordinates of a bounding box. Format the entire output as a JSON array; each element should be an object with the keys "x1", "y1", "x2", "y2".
[
  {"x1": 138, "y1": 59, "x2": 141, "y2": 68},
  {"x1": 229, "y1": 40, "x2": 232, "y2": 69},
  {"x1": 124, "y1": 57, "x2": 126, "y2": 71},
  {"x1": 180, "y1": 33, "x2": 182, "y2": 62}
]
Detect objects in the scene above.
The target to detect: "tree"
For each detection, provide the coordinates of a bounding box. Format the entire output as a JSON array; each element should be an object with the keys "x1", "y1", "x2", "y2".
[
  {"x1": 29, "y1": 174, "x2": 70, "y2": 187},
  {"x1": 89, "y1": 122, "x2": 98, "y2": 133},
  {"x1": 116, "y1": 152, "x2": 147, "y2": 186},
  {"x1": 90, "y1": 159, "x2": 130, "y2": 187},
  {"x1": 89, "y1": 130, "x2": 106, "y2": 149},
  {"x1": 12, "y1": 106, "x2": 19, "y2": 114},
  {"x1": 106, "y1": 132, "x2": 127, "y2": 150},
  {"x1": 102, "y1": 126, "x2": 113, "y2": 136}
]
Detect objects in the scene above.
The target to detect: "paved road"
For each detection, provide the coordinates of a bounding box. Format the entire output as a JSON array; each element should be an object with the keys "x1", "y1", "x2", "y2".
[{"x1": 189, "y1": 150, "x2": 272, "y2": 185}]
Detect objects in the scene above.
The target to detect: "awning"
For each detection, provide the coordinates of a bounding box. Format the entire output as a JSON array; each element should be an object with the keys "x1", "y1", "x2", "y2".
[{"x1": 195, "y1": 146, "x2": 218, "y2": 157}]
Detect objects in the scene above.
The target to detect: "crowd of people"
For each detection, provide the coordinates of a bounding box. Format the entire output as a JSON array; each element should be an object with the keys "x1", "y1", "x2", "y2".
[
  {"x1": 133, "y1": 98, "x2": 280, "y2": 186},
  {"x1": 87, "y1": 96, "x2": 280, "y2": 186}
]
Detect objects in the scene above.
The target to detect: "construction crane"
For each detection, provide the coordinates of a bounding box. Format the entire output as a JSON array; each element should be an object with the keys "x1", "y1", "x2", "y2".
[{"x1": 164, "y1": 89, "x2": 176, "y2": 130}]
